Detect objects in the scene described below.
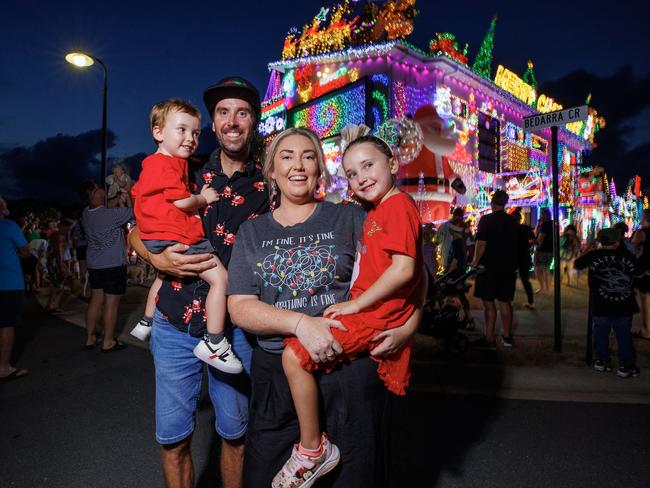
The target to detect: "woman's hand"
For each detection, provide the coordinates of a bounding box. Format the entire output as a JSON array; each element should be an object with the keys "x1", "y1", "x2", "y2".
[
  {"x1": 295, "y1": 315, "x2": 347, "y2": 363},
  {"x1": 323, "y1": 299, "x2": 360, "y2": 318},
  {"x1": 150, "y1": 243, "x2": 216, "y2": 277},
  {"x1": 369, "y1": 318, "x2": 418, "y2": 358}
]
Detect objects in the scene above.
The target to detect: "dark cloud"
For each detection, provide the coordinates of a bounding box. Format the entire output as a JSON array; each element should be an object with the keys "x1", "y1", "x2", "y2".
[
  {"x1": 540, "y1": 65, "x2": 650, "y2": 186},
  {"x1": 0, "y1": 130, "x2": 116, "y2": 203}
]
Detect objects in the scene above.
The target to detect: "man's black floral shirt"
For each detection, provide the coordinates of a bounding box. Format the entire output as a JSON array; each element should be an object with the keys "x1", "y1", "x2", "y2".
[{"x1": 155, "y1": 149, "x2": 270, "y2": 336}]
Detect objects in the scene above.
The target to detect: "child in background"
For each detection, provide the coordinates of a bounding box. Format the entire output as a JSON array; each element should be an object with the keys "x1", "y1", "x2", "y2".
[
  {"x1": 574, "y1": 227, "x2": 641, "y2": 378},
  {"x1": 130, "y1": 99, "x2": 242, "y2": 374},
  {"x1": 273, "y1": 124, "x2": 422, "y2": 488},
  {"x1": 106, "y1": 162, "x2": 134, "y2": 208}
]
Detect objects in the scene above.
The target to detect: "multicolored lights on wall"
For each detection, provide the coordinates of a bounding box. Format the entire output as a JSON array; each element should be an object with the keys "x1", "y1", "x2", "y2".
[{"x1": 289, "y1": 82, "x2": 366, "y2": 139}]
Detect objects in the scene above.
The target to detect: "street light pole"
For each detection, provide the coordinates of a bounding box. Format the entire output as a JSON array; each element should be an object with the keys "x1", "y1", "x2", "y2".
[
  {"x1": 96, "y1": 57, "x2": 108, "y2": 187},
  {"x1": 64, "y1": 51, "x2": 108, "y2": 187}
]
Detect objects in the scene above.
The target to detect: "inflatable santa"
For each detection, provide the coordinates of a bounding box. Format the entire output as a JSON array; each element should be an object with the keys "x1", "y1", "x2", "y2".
[{"x1": 397, "y1": 104, "x2": 458, "y2": 223}]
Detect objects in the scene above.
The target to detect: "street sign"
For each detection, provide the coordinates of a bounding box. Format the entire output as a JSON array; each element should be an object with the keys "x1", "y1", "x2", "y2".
[
  {"x1": 521, "y1": 103, "x2": 589, "y2": 352},
  {"x1": 523, "y1": 105, "x2": 588, "y2": 132}
]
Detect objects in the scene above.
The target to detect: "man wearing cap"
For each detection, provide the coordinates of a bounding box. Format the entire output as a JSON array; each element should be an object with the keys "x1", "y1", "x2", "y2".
[
  {"x1": 130, "y1": 77, "x2": 269, "y2": 488},
  {"x1": 470, "y1": 190, "x2": 518, "y2": 349}
]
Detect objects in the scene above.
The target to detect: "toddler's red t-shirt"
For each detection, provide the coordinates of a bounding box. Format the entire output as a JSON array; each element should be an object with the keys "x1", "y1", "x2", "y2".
[{"x1": 132, "y1": 153, "x2": 205, "y2": 244}]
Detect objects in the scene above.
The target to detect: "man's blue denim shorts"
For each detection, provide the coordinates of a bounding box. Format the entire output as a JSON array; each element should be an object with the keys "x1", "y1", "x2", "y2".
[{"x1": 150, "y1": 309, "x2": 252, "y2": 444}]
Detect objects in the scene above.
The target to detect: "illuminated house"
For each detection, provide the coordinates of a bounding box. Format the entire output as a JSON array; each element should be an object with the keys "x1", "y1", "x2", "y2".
[{"x1": 259, "y1": 1, "x2": 604, "y2": 224}]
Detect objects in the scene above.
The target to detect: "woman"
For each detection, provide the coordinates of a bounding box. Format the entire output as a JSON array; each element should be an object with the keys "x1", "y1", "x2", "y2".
[
  {"x1": 81, "y1": 183, "x2": 133, "y2": 351},
  {"x1": 511, "y1": 207, "x2": 536, "y2": 310},
  {"x1": 535, "y1": 208, "x2": 553, "y2": 293},
  {"x1": 227, "y1": 128, "x2": 421, "y2": 487},
  {"x1": 559, "y1": 224, "x2": 581, "y2": 287},
  {"x1": 632, "y1": 209, "x2": 650, "y2": 339}
]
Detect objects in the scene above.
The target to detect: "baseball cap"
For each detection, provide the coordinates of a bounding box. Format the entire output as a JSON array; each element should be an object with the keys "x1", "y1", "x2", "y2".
[{"x1": 202, "y1": 77, "x2": 261, "y2": 119}]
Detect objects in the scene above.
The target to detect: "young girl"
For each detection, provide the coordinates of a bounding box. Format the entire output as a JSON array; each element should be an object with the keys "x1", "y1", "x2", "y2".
[
  {"x1": 273, "y1": 125, "x2": 422, "y2": 488},
  {"x1": 130, "y1": 99, "x2": 242, "y2": 374}
]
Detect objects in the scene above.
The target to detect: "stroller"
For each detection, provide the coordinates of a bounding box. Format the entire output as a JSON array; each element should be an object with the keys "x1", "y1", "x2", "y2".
[{"x1": 419, "y1": 266, "x2": 481, "y2": 354}]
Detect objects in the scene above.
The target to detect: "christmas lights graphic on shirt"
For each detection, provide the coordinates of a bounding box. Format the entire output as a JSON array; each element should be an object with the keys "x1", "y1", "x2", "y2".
[{"x1": 256, "y1": 240, "x2": 337, "y2": 296}]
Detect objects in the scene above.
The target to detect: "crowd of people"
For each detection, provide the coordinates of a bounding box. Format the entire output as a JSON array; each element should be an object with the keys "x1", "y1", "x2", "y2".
[{"x1": 2, "y1": 75, "x2": 649, "y2": 488}]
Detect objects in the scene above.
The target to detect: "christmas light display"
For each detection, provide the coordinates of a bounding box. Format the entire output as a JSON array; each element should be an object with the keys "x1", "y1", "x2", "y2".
[
  {"x1": 370, "y1": 74, "x2": 390, "y2": 128},
  {"x1": 259, "y1": 114, "x2": 286, "y2": 138},
  {"x1": 264, "y1": 71, "x2": 283, "y2": 100},
  {"x1": 505, "y1": 170, "x2": 543, "y2": 202},
  {"x1": 503, "y1": 142, "x2": 530, "y2": 172},
  {"x1": 261, "y1": 96, "x2": 285, "y2": 118},
  {"x1": 494, "y1": 64, "x2": 536, "y2": 106},
  {"x1": 289, "y1": 81, "x2": 366, "y2": 139},
  {"x1": 522, "y1": 60, "x2": 538, "y2": 90},
  {"x1": 260, "y1": 95, "x2": 288, "y2": 140},
  {"x1": 263, "y1": 1, "x2": 608, "y2": 226},
  {"x1": 393, "y1": 81, "x2": 407, "y2": 118},
  {"x1": 451, "y1": 95, "x2": 468, "y2": 118},
  {"x1": 281, "y1": 0, "x2": 417, "y2": 62},
  {"x1": 375, "y1": 117, "x2": 423, "y2": 165},
  {"x1": 429, "y1": 32, "x2": 468, "y2": 65},
  {"x1": 494, "y1": 63, "x2": 567, "y2": 114},
  {"x1": 472, "y1": 15, "x2": 497, "y2": 79},
  {"x1": 558, "y1": 144, "x2": 577, "y2": 206},
  {"x1": 321, "y1": 138, "x2": 349, "y2": 201},
  {"x1": 433, "y1": 85, "x2": 453, "y2": 119}
]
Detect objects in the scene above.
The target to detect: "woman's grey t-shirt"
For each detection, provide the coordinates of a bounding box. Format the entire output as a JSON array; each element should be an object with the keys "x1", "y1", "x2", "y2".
[
  {"x1": 82, "y1": 206, "x2": 133, "y2": 269},
  {"x1": 227, "y1": 201, "x2": 366, "y2": 353}
]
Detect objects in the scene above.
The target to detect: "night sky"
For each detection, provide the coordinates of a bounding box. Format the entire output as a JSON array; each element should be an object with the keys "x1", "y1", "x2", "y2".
[{"x1": 2, "y1": 0, "x2": 649, "y2": 202}]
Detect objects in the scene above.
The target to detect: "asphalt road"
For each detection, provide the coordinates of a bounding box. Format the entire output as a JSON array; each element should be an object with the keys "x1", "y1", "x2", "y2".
[{"x1": 1, "y1": 296, "x2": 648, "y2": 488}]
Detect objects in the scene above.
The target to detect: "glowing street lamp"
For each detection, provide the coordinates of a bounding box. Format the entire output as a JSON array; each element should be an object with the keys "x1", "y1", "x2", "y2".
[{"x1": 65, "y1": 51, "x2": 108, "y2": 186}]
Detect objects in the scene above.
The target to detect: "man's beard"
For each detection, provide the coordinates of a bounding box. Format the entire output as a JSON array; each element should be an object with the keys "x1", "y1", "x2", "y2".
[{"x1": 217, "y1": 132, "x2": 252, "y2": 160}]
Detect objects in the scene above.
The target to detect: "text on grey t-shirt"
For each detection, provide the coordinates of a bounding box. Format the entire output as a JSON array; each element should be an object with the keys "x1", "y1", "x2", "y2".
[{"x1": 227, "y1": 201, "x2": 366, "y2": 353}]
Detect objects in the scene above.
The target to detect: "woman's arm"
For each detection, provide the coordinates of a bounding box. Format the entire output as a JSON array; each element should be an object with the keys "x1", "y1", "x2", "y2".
[
  {"x1": 228, "y1": 294, "x2": 347, "y2": 363},
  {"x1": 128, "y1": 227, "x2": 215, "y2": 277}
]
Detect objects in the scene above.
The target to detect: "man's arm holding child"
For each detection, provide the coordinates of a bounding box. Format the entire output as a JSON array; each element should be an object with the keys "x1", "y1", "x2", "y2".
[
  {"x1": 325, "y1": 253, "x2": 416, "y2": 317},
  {"x1": 128, "y1": 227, "x2": 215, "y2": 277},
  {"x1": 173, "y1": 184, "x2": 218, "y2": 211}
]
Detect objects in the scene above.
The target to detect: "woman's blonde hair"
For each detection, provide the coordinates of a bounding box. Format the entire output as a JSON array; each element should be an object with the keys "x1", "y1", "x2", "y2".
[{"x1": 263, "y1": 127, "x2": 331, "y2": 201}]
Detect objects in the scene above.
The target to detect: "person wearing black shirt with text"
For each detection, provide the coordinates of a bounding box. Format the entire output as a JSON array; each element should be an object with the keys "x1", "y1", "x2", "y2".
[{"x1": 574, "y1": 228, "x2": 641, "y2": 378}]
